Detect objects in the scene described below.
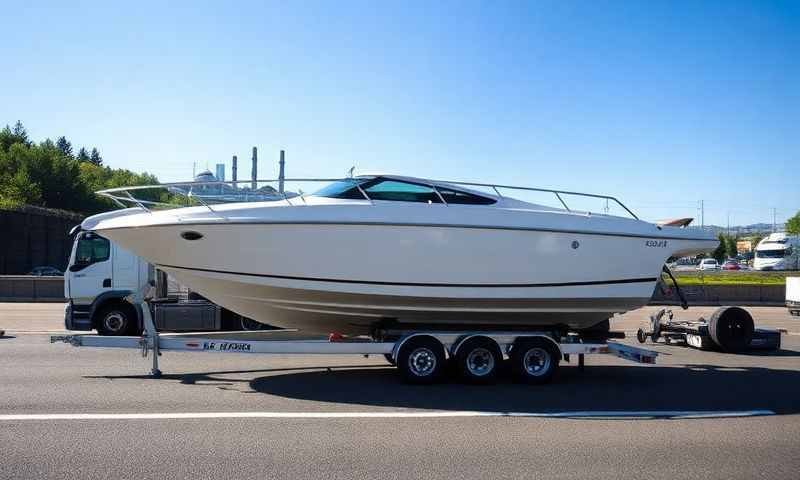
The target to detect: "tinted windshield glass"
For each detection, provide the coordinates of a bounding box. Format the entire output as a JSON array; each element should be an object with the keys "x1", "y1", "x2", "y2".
[
  {"x1": 362, "y1": 179, "x2": 442, "y2": 203},
  {"x1": 76, "y1": 234, "x2": 110, "y2": 265},
  {"x1": 313, "y1": 180, "x2": 368, "y2": 200},
  {"x1": 437, "y1": 187, "x2": 496, "y2": 205}
]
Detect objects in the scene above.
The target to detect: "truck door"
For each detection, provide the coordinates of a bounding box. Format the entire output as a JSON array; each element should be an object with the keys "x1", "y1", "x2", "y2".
[
  {"x1": 111, "y1": 242, "x2": 142, "y2": 291},
  {"x1": 66, "y1": 232, "x2": 113, "y2": 304}
]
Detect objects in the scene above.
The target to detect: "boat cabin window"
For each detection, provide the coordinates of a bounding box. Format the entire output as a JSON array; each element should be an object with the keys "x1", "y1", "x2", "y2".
[
  {"x1": 73, "y1": 233, "x2": 110, "y2": 269},
  {"x1": 436, "y1": 187, "x2": 496, "y2": 205},
  {"x1": 362, "y1": 180, "x2": 442, "y2": 203}
]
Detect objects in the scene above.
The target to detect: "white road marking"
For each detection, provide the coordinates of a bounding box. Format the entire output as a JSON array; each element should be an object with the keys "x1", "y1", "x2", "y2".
[{"x1": 0, "y1": 410, "x2": 775, "y2": 421}]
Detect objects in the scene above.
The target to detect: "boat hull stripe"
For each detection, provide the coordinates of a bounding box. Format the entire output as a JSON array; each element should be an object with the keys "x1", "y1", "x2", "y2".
[{"x1": 158, "y1": 264, "x2": 657, "y2": 288}]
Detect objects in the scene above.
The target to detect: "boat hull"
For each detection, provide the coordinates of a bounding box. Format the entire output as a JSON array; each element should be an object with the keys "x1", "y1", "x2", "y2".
[{"x1": 95, "y1": 222, "x2": 708, "y2": 334}]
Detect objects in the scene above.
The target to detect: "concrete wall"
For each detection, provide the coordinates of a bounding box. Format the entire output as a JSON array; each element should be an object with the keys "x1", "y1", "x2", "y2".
[
  {"x1": 0, "y1": 276, "x2": 65, "y2": 302},
  {"x1": 0, "y1": 207, "x2": 83, "y2": 275},
  {"x1": 650, "y1": 283, "x2": 786, "y2": 306}
]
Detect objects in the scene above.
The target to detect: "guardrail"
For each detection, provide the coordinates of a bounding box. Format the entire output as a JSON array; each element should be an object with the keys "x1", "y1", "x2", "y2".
[{"x1": 0, "y1": 276, "x2": 65, "y2": 302}]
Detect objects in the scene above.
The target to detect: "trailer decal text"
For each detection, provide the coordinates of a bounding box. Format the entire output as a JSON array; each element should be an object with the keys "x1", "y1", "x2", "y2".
[{"x1": 202, "y1": 342, "x2": 252, "y2": 352}]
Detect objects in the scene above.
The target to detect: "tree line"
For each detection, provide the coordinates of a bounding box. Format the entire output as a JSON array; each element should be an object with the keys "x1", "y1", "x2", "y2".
[{"x1": 0, "y1": 121, "x2": 159, "y2": 215}]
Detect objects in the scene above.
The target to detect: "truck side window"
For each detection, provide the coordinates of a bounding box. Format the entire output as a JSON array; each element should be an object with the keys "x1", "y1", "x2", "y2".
[{"x1": 75, "y1": 234, "x2": 110, "y2": 266}]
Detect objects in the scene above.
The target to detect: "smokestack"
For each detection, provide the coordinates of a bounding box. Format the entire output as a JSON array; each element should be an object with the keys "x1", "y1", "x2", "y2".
[
  {"x1": 279, "y1": 150, "x2": 285, "y2": 194},
  {"x1": 232, "y1": 155, "x2": 238, "y2": 182},
  {"x1": 251, "y1": 147, "x2": 258, "y2": 190}
]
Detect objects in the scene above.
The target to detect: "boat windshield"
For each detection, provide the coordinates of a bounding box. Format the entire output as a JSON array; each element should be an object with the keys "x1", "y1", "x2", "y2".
[
  {"x1": 313, "y1": 177, "x2": 496, "y2": 204},
  {"x1": 312, "y1": 179, "x2": 370, "y2": 200}
]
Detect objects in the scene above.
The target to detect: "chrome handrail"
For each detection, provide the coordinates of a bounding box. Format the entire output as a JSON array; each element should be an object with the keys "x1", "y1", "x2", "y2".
[{"x1": 95, "y1": 176, "x2": 639, "y2": 220}]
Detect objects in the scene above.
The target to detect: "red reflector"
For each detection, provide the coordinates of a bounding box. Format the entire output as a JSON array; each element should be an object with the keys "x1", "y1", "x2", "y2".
[
  {"x1": 185, "y1": 342, "x2": 200, "y2": 348},
  {"x1": 328, "y1": 332, "x2": 344, "y2": 342}
]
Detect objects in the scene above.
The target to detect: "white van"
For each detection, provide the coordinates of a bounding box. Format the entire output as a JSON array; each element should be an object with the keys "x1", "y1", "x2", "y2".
[{"x1": 753, "y1": 233, "x2": 800, "y2": 271}]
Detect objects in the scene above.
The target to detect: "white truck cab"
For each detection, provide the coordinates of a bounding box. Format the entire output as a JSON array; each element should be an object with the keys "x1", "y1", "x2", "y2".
[
  {"x1": 65, "y1": 229, "x2": 270, "y2": 335},
  {"x1": 65, "y1": 230, "x2": 150, "y2": 334}
]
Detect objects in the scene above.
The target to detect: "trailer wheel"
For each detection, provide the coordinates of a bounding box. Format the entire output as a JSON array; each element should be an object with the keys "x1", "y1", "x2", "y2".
[
  {"x1": 708, "y1": 306, "x2": 754, "y2": 352},
  {"x1": 96, "y1": 303, "x2": 137, "y2": 336},
  {"x1": 454, "y1": 337, "x2": 502, "y2": 384},
  {"x1": 510, "y1": 338, "x2": 560, "y2": 385},
  {"x1": 636, "y1": 328, "x2": 647, "y2": 344},
  {"x1": 397, "y1": 336, "x2": 446, "y2": 384}
]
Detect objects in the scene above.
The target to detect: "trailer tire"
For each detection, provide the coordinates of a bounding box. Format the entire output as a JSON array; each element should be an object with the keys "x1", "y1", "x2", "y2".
[
  {"x1": 95, "y1": 302, "x2": 137, "y2": 336},
  {"x1": 510, "y1": 338, "x2": 560, "y2": 385},
  {"x1": 708, "y1": 306, "x2": 754, "y2": 353},
  {"x1": 397, "y1": 336, "x2": 446, "y2": 385},
  {"x1": 454, "y1": 337, "x2": 502, "y2": 384}
]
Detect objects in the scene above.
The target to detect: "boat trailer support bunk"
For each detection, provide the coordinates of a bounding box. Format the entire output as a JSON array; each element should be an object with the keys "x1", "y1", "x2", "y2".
[{"x1": 50, "y1": 288, "x2": 659, "y2": 383}]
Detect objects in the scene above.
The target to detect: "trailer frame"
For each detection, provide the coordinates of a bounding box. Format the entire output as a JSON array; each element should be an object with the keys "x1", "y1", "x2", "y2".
[{"x1": 50, "y1": 288, "x2": 659, "y2": 383}]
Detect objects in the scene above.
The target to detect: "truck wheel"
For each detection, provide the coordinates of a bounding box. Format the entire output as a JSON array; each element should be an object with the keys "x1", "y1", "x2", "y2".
[
  {"x1": 510, "y1": 338, "x2": 560, "y2": 385},
  {"x1": 397, "y1": 336, "x2": 446, "y2": 385},
  {"x1": 454, "y1": 337, "x2": 502, "y2": 384},
  {"x1": 708, "y1": 306, "x2": 754, "y2": 352},
  {"x1": 96, "y1": 303, "x2": 137, "y2": 336}
]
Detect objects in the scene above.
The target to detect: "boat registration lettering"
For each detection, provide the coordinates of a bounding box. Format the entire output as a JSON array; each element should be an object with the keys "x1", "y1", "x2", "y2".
[
  {"x1": 645, "y1": 240, "x2": 668, "y2": 248},
  {"x1": 202, "y1": 342, "x2": 252, "y2": 352}
]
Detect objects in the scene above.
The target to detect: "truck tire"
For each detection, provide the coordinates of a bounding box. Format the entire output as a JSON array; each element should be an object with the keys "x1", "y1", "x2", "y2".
[
  {"x1": 96, "y1": 302, "x2": 137, "y2": 336},
  {"x1": 510, "y1": 337, "x2": 560, "y2": 385},
  {"x1": 708, "y1": 306, "x2": 754, "y2": 353},
  {"x1": 397, "y1": 336, "x2": 446, "y2": 385},
  {"x1": 454, "y1": 336, "x2": 502, "y2": 384}
]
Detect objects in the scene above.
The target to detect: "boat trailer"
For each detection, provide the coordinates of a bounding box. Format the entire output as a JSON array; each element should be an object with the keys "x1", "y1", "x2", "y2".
[{"x1": 51, "y1": 287, "x2": 660, "y2": 385}]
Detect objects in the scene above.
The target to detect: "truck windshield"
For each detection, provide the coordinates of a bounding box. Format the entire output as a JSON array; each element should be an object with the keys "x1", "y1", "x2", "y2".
[{"x1": 75, "y1": 234, "x2": 110, "y2": 265}]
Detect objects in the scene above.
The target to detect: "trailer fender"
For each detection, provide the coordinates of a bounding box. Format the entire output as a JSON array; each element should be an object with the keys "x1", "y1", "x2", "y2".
[
  {"x1": 451, "y1": 334, "x2": 503, "y2": 359},
  {"x1": 506, "y1": 334, "x2": 562, "y2": 357},
  {"x1": 391, "y1": 333, "x2": 449, "y2": 363}
]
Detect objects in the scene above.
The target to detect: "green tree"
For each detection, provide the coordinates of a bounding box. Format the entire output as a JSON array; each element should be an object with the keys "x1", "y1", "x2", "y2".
[
  {"x1": 725, "y1": 236, "x2": 738, "y2": 259},
  {"x1": 89, "y1": 147, "x2": 102, "y2": 166},
  {"x1": 712, "y1": 233, "x2": 726, "y2": 262},
  {"x1": 56, "y1": 136, "x2": 73, "y2": 157},
  {"x1": 12, "y1": 121, "x2": 30, "y2": 146},
  {"x1": 0, "y1": 121, "x2": 159, "y2": 215},
  {"x1": 787, "y1": 211, "x2": 800, "y2": 235},
  {"x1": 0, "y1": 122, "x2": 31, "y2": 151},
  {"x1": 76, "y1": 147, "x2": 89, "y2": 162}
]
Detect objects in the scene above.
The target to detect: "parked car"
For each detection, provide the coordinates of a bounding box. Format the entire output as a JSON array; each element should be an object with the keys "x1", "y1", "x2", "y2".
[
  {"x1": 698, "y1": 259, "x2": 720, "y2": 271},
  {"x1": 722, "y1": 260, "x2": 741, "y2": 271},
  {"x1": 27, "y1": 266, "x2": 63, "y2": 276}
]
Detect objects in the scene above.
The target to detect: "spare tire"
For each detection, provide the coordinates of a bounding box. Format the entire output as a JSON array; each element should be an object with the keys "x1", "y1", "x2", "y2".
[{"x1": 708, "y1": 306, "x2": 754, "y2": 352}]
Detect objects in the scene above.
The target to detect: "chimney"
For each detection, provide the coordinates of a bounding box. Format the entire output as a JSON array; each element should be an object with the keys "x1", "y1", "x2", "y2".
[
  {"x1": 278, "y1": 150, "x2": 285, "y2": 194},
  {"x1": 251, "y1": 147, "x2": 258, "y2": 190},
  {"x1": 232, "y1": 155, "x2": 238, "y2": 182}
]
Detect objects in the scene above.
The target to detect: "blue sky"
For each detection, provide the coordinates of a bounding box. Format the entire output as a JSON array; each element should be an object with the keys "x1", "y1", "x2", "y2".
[{"x1": 1, "y1": 0, "x2": 797, "y2": 225}]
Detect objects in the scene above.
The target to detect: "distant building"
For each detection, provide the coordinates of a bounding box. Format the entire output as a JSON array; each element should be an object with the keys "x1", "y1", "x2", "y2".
[
  {"x1": 736, "y1": 239, "x2": 753, "y2": 253},
  {"x1": 215, "y1": 164, "x2": 225, "y2": 182}
]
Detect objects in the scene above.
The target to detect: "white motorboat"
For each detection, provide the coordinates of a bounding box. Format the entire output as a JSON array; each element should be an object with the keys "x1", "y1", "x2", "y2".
[{"x1": 81, "y1": 175, "x2": 717, "y2": 335}]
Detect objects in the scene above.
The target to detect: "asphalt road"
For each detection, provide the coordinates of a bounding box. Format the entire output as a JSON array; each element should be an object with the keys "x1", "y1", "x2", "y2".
[{"x1": 1, "y1": 304, "x2": 799, "y2": 479}]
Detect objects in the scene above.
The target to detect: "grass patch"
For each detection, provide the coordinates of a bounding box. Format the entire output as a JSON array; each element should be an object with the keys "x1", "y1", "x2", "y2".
[{"x1": 665, "y1": 271, "x2": 800, "y2": 286}]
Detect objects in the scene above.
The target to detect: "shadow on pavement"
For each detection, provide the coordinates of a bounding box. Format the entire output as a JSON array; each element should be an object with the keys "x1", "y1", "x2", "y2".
[{"x1": 246, "y1": 363, "x2": 800, "y2": 415}]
